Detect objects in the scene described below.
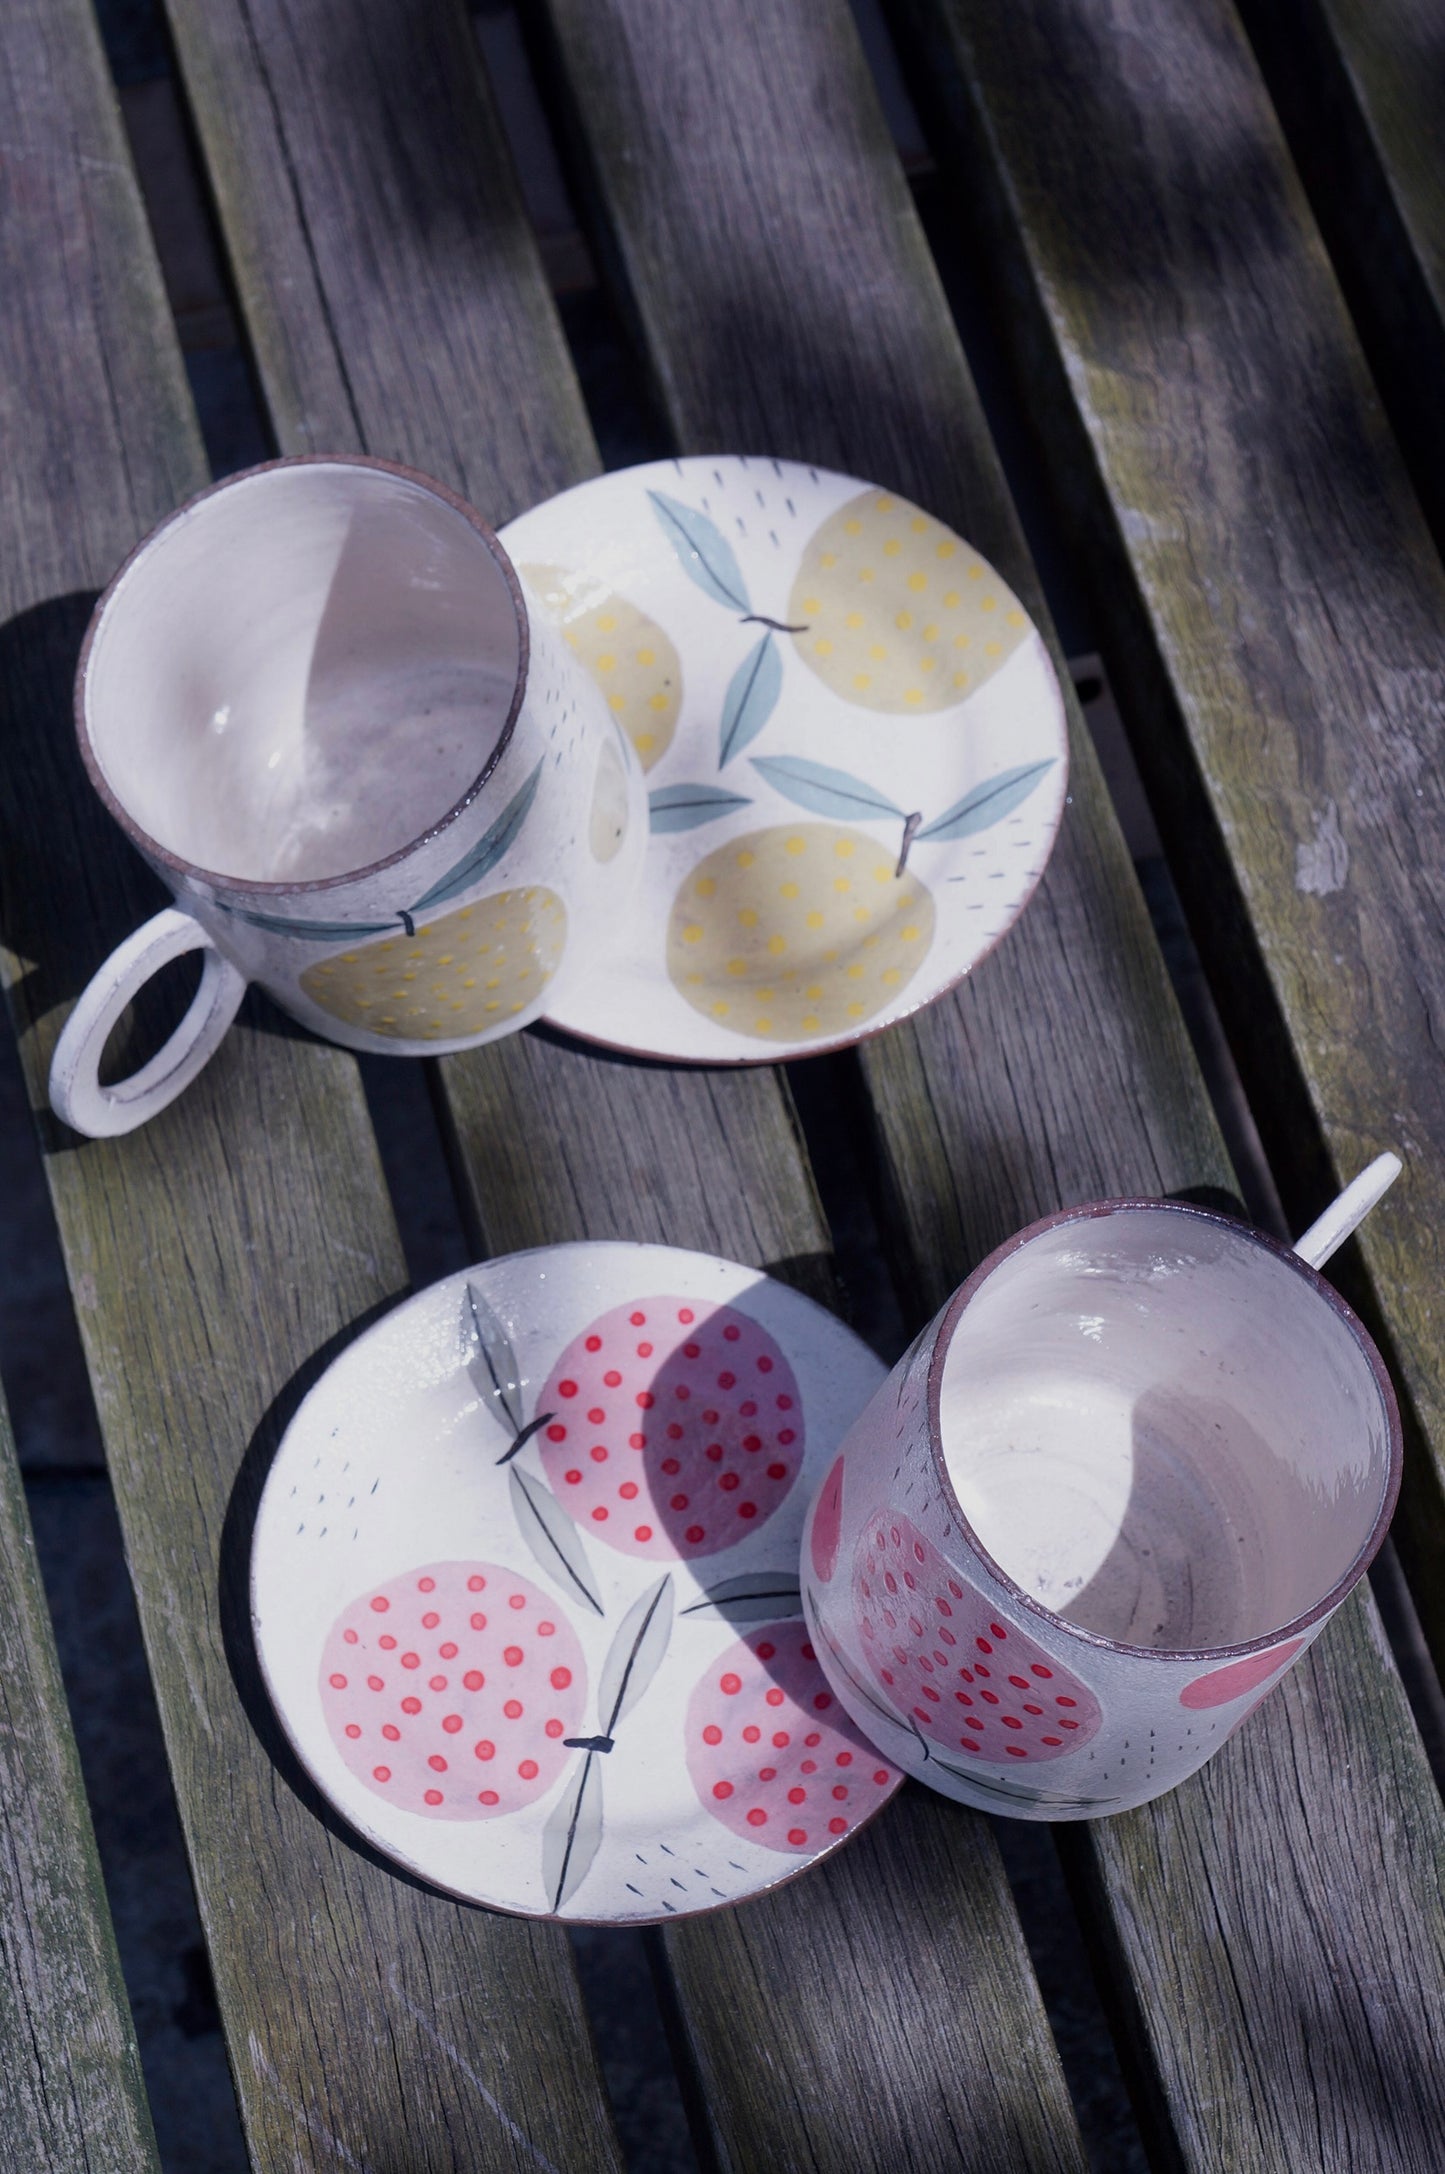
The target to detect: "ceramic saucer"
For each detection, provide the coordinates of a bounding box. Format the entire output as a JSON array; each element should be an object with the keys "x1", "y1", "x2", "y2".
[
  {"x1": 251, "y1": 1242, "x2": 900, "y2": 1923},
  {"x1": 500, "y1": 457, "x2": 1068, "y2": 1063}
]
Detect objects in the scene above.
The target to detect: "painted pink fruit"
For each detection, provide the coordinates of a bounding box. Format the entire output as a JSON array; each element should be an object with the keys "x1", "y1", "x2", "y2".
[
  {"x1": 809, "y1": 1454, "x2": 845, "y2": 1583},
  {"x1": 686, "y1": 1619, "x2": 900, "y2": 1853},
  {"x1": 853, "y1": 1516, "x2": 1102, "y2": 1764},
  {"x1": 1180, "y1": 1639, "x2": 1302, "y2": 1710},
  {"x1": 319, "y1": 1561, "x2": 586, "y2": 1820},
  {"x1": 537, "y1": 1298, "x2": 803, "y2": 1560}
]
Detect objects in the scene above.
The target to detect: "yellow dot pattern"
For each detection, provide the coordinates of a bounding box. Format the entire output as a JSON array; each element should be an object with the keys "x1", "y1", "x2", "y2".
[
  {"x1": 521, "y1": 564, "x2": 681, "y2": 770},
  {"x1": 785, "y1": 491, "x2": 1031, "y2": 714},
  {"x1": 666, "y1": 824, "x2": 935, "y2": 1043},
  {"x1": 300, "y1": 889, "x2": 566, "y2": 1042}
]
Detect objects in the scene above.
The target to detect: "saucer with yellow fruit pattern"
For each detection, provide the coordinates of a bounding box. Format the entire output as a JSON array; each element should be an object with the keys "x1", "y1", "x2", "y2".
[{"x1": 501, "y1": 457, "x2": 1068, "y2": 1063}]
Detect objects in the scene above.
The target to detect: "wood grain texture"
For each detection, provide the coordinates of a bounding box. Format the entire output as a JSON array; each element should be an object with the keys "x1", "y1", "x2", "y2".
[
  {"x1": 1236, "y1": 0, "x2": 1445, "y2": 552},
  {"x1": 532, "y1": 0, "x2": 1445, "y2": 2164},
  {"x1": 161, "y1": 0, "x2": 1092, "y2": 2163},
  {"x1": 883, "y1": 0, "x2": 1445, "y2": 1667},
  {"x1": 164, "y1": 0, "x2": 595, "y2": 506},
  {"x1": 0, "y1": 2, "x2": 621, "y2": 2166},
  {"x1": 0, "y1": 1384, "x2": 159, "y2": 2172}
]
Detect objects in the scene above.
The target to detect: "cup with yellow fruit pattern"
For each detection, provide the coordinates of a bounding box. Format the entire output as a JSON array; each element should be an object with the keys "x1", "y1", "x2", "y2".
[{"x1": 50, "y1": 455, "x2": 646, "y2": 1138}]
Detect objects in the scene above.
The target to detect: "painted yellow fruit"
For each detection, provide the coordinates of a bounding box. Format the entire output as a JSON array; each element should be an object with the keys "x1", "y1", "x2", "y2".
[
  {"x1": 667, "y1": 824, "x2": 935, "y2": 1042},
  {"x1": 300, "y1": 889, "x2": 566, "y2": 1041},
  {"x1": 787, "y1": 491, "x2": 1030, "y2": 713},
  {"x1": 521, "y1": 563, "x2": 681, "y2": 770}
]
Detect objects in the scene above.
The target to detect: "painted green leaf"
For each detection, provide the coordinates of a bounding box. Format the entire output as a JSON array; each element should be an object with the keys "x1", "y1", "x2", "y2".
[
  {"x1": 804, "y1": 1588, "x2": 903, "y2": 1731},
  {"x1": 543, "y1": 1750, "x2": 604, "y2": 1911},
  {"x1": 719, "y1": 631, "x2": 782, "y2": 767},
  {"x1": 682, "y1": 1571, "x2": 803, "y2": 1623},
  {"x1": 928, "y1": 1756, "x2": 1121, "y2": 1813},
  {"x1": 599, "y1": 1574, "x2": 673, "y2": 1734},
  {"x1": 648, "y1": 783, "x2": 752, "y2": 832},
  {"x1": 509, "y1": 1468, "x2": 604, "y2": 1616},
  {"x1": 464, "y1": 1282, "x2": 526, "y2": 1437},
  {"x1": 408, "y1": 760, "x2": 543, "y2": 914},
  {"x1": 751, "y1": 755, "x2": 904, "y2": 823},
  {"x1": 915, "y1": 759, "x2": 1056, "y2": 843},
  {"x1": 220, "y1": 904, "x2": 395, "y2": 942},
  {"x1": 647, "y1": 490, "x2": 750, "y2": 613}
]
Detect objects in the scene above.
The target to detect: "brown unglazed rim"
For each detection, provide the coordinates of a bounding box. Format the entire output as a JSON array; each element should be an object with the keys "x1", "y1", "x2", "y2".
[
  {"x1": 923, "y1": 1196, "x2": 1403, "y2": 1665},
  {"x1": 74, "y1": 453, "x2": 530, "y2": 895}
]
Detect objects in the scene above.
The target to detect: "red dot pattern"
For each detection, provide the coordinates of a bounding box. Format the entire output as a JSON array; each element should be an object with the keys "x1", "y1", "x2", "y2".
[
  {"x1": 686, "y1": 1621, "x2": 901, "y2": 1854},
  {"x1": 319, "y1": 1562, "x2": 586, "y2": 1820},
  {"x1": 538, "y1": 1298, "x2": 804, "y2": 1561},
  {"x1": 853, "y1": 1516, "x2": 1101, "y2": 1763}
]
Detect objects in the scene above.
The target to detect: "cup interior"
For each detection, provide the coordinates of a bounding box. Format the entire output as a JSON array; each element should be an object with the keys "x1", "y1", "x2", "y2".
[
  {"x1": 936, "y1": 1205, "x2": 1396, "y2": 1652},
  {"x1": 81, "y1": 461, "x2": 523, "y2": 884}
]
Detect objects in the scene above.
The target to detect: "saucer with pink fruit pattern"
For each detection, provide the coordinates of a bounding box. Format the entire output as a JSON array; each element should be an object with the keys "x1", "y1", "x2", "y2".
[{"x1": 251, "y1": 1241, "x2": 900, "y2": 1922}]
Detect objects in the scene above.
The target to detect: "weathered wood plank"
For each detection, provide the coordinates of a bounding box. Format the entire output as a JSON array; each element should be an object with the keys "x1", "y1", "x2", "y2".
[
  {"x1": 0, "y1": 1382, "x2": 159, "y2": 2173},
  {"x1": 529, "y1": 0, "x2": 1445, "y2": 2164},
  {"x1": 1237, "y1": 0, "x2": 1445, "y2": 551},
  {"x1": 0, "y1": 2, "x2": 621, "y2": 2165},
  {"x1": 162, "y1": 0, "x2": 594, "y2": 502},
  {"x1": 161, "y1": 0, "x2": 1092, "y2": 2163},
  {"x1": 884, "y1": 0, "x2": 1445, "y2": 1666}
]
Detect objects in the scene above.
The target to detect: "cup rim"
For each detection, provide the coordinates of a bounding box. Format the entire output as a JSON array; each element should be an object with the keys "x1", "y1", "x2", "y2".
[
  {"x1": 73, "y1": 453, "x2": 531, "y2": 896},
  {"x1": 923, "y1": 1195, "x2": 1403, "y2": 1664}
]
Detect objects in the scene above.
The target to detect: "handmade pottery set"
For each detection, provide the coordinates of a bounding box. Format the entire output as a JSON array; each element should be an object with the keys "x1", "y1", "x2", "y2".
[{"x1": 52, "y1": 452, "x2": 1403, "y2": 1920}]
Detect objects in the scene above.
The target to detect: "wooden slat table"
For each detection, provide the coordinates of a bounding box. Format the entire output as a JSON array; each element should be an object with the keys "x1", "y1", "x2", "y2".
[{"x1": 0, "y1": 0, "x2": 1443, "y2": 2166}]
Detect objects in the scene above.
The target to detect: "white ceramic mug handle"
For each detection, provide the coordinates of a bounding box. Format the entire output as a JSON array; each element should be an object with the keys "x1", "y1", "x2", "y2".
[{"x1": 49, "y1": 907, "x2": 248, "y2": 1138}]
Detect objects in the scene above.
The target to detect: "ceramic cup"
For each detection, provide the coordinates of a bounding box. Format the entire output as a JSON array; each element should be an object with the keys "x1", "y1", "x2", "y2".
[
  {"x1": 50, "y1": 455, "x2": 646, "y2": 1137},
  {"x1": 801, "y1": 1198, "x2": 1401, "y2": 1819}
]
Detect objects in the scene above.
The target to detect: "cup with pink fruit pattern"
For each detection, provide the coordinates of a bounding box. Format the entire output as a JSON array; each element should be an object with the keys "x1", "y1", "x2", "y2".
[{"x1": 802, "y1": 1196, "x2": 1401, "y2": 1819}]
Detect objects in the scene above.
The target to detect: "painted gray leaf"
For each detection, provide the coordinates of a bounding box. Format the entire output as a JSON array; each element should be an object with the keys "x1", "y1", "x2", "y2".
[
  {"x1": 647, "y1": 490, "x2": 750, "y2": 613},
  {"x1": 509, "y1": 1468, "x2": 604, "y2": 1616},
  {"x1": 222, "y1": 905, "x2": 395, "y2": 942},
  {"x1": 599, "y1": 1573, "x2": 673, "y2": 1734},
  {"x1": 464, "y1": 1282, "x2": 525, "y2": 1436},
  {"x1": 929, "y1": 1756, "x2": 1120, "y2": 1813},
  {"x1": 751, "y1": 755, "x2": 903, "y2": 823},
  {"x1": 648, "y1": 783, "x2": 752, "y2": 833},
  {"x1": 719, "y1": 631, "x2": 782, "y2": 767},
  {"x1": 543, "y1": 1750, "x2": 604, "y2": 1912},
  {"x1": 682, "y1": 1570, "x2": 803, "y2": 1623},
  {"x1": 805, "y1": 1587, "x2": 902, "y2": 1731},
  {"x1": 915, "y1": 759, "x2": 1056, "y2": 843},
  {"x1": 408, "y1": 760, "x2": 543, "y2": 913}
]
